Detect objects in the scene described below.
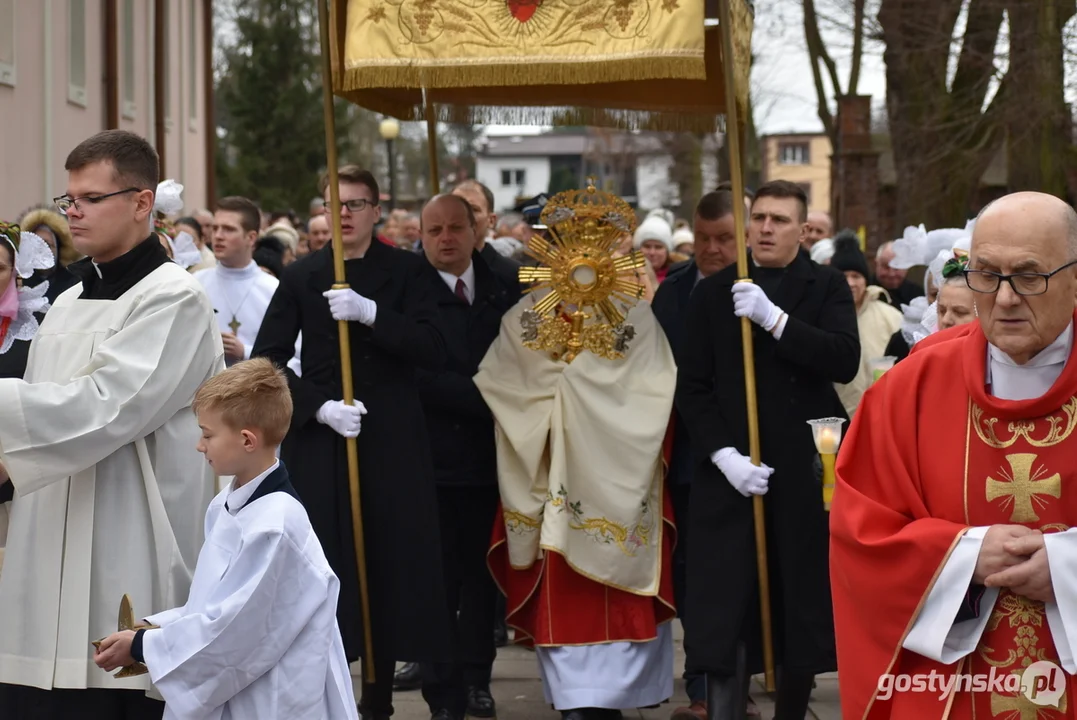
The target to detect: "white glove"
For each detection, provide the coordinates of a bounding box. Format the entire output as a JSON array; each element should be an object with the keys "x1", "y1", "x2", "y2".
[
  {"x1": 323, "y1": 289, "x2": 377, "y2": 326},
  {"x1": 732, "y1": 282, "x2": 783, "y2": 332},
  {"x1": 711, "y1": 447, "x2": 773, "y2": 497},
  {"x1": 316, "y1": 400, "x2": 368, "y2": 438}
]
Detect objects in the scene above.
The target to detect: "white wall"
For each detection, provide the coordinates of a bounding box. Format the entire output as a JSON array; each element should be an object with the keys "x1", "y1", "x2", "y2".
[
  {"x1": 636, "y1": 155, "x2": 677, "y2": 212},
  {"x1": 476, "y1": 157, "x2": 551, "y2": 213}
]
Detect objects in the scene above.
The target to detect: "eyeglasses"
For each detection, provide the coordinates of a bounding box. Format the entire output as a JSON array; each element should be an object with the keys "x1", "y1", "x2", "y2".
[
  {"x1": 53, "y1": 187, "x2": 141, "y2": 215},
  {"x1": 339, "y1": 198, "x2": 376, "y2": 213},
  {"x1": 963, "y1": 259, "x2": 1077, "y2": 296}
]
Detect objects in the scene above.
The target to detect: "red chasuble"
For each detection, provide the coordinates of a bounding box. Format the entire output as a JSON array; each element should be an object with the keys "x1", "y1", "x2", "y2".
[
  {"x1": 832, "y1": 315, "x2": 1077, "y2": 719},
  {"x1": 487, "y1": 467, "x2": 676, "y2": 647}
]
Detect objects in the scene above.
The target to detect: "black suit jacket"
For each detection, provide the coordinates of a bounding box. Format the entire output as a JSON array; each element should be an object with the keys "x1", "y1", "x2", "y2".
[
  {"x1": 652, "y1": 260, "x2": 700, "y2": 486},
  {"x1": 418, "y1": 251, "x2": 521, "y2": 486},
  {"x1": 480, "y1": 243, "x2": 523, "y2": 292}
]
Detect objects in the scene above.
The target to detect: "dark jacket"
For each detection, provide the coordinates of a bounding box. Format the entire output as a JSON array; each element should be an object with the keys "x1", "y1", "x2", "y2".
[
  {"x1": 651, "y1": 260, "x2": 700, "y2": 486},
  {"x1": 480, "y1": 243, "x2": 522, "y2": 292},
  {"x1": 418, "y1": 251, "x2": 520, "y2": 486},
  {"x1": 251, "y1": 239, "x2": 451, "y2": 664},
  {"x1": 674, "y1": 250, "x2": 859, "y2": 676}
]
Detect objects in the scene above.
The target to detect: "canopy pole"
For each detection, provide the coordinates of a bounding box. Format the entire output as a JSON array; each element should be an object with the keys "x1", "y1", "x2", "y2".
[
  {"x1": 718, "y1": 0, "x2": 776, "y2": 694},
  {"x1": 425, "y1": 100, "x2": 440, "y2": 194},
  {"x1": 316, "y1": 0, "x2": 377, "y2": 685}
]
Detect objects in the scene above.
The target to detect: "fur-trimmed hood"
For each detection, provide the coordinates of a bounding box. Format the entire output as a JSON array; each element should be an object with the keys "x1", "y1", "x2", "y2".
[{"x1": 18, "y1": 206, "x2": 80, "y2": 267}]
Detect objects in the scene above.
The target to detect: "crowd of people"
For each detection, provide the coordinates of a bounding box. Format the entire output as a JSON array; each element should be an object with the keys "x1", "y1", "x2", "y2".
[{"x1": 0, "y1": 127, "x2": 1074, "y2": 720}]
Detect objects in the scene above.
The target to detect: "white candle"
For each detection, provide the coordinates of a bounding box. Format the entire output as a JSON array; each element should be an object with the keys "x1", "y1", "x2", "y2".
[{"x1": 818, "y1": 428, "x2": 839, "y2": 454}]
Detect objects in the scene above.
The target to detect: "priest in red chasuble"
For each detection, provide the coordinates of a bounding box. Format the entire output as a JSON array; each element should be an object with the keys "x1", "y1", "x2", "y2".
[
  {"x1": 832, "y1": 191, "x2": 1077, "y2": 719},
  {"x1": 475, "y1": 186, "x2": 677, "y2": 720}
]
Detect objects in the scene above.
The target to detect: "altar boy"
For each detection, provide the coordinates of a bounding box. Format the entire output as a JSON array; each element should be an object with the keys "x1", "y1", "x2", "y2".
[{"x1": 94, "y1": 359, "x2": 358, "y2": 720}]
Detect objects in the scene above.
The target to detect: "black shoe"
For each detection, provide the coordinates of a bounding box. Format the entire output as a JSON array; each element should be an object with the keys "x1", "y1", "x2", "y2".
[
  {"x1": 467, "y1": 687, "x2": 497, "y2": 718},
  {"x1": 433, "y1": 710, "x2": 460, "y2": 720},
  {"x1": 393, "y1": 662, "x2": 422, "y2": 691},
  {"x1": 561, "y1": 711, "x2": 588, "y2": 720}
]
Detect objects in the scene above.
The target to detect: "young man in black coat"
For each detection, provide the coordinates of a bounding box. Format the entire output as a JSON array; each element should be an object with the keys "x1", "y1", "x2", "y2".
[
  {"x1": 252, "y1": 166, "x2": 451, "y2": 720},
  {"x1": 414, "y1": 194, "x2": 521, "y2": 720},
  {"x1": 675, "y1": 181, "x2": 860, "y2": 720},
  {"x1": 651, "y1": 186, "x2": 741, "y2": 720}
]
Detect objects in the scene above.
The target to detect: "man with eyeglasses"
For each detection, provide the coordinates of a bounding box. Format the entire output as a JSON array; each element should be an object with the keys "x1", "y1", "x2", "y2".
[
  {"x1": 831, "y1": 191, "x2": 1077, "y2": 719},
  {"x1": 0, "y1": 130, "x2": 222, "y2": 718},
  {"x1": 252, "y1": 165, "x2": 451, "y2": 720}
]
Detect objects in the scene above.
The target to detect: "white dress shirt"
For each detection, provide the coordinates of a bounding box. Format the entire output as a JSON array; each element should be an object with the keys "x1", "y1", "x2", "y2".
[
  {"x1": 225, "y1": 459, "x2": 280, "y2": 516},
  {"x1": 437, "y1": 261, "x2": 475, "y2": 304}
]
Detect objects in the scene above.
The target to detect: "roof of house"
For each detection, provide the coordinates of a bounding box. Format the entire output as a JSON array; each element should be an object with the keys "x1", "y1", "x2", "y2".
[{"x1": 480, "y1": 131, "x2": 721, "y2": 157}]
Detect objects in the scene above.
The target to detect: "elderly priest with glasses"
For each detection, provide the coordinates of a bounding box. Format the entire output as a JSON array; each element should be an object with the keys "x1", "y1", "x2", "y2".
[{"x1": 831, "y1": 192, "x2": 1077, "y2": 718}]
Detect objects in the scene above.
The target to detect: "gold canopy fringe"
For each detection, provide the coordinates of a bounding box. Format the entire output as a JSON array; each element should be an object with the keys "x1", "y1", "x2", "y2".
[
  {"x1": 341, "y1": 56, "x2": 706, "y2": 94},
  {"x1": 434, "y1": 105, "x2": 726, "y2": 133}
]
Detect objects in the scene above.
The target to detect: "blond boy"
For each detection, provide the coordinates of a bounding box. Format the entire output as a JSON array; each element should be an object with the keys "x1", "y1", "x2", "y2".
[{"x1": 94, "y1": 359, "x2": 358, "y2": 719}]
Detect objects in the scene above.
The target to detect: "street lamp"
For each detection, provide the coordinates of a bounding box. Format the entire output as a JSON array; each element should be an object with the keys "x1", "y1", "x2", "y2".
[{"x1": 379, "y1": 117, "x2": 401, "y2": 211}]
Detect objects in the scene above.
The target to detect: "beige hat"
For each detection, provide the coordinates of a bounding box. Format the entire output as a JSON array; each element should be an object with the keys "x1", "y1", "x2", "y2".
[{"x1": 264, "y1": 220, "x2": 299, "y2": 252}]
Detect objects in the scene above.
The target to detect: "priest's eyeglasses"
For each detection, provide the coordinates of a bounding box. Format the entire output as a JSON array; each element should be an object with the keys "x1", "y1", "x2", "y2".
[
  {"x1": 963, "y1": 260, "x2": 1077, "y2": 296},
  {"x1": 53, "y1": 188, "x2": 141, "y2": 215},
  {"x1": 340, "y1": 198, "x2": 375, "y2": 213}
]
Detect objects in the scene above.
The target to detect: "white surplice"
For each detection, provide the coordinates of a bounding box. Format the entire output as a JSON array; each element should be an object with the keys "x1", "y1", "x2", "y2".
[
  {"x1": 0, "y1": 264, "x2": 224, "y2": 691},
  {"x1": 194, "y1": 261, "x2": 279, "y2": 364},
  {"x1": 904, "y1": 323, "x2": 1077, "y2": 672},
  {"x1": 142, "y1": 462, "x2": 358, "y2": 720}
]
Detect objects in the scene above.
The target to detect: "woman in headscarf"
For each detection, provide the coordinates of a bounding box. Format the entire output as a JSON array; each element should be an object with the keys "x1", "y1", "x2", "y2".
[{"x1": 829, "y1": 232, "x2": 904, "y2": 417}]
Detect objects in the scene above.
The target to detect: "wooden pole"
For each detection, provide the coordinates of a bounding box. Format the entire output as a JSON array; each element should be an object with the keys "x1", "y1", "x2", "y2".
[
  {"x1": 316, "y1": 0, "x2": 377, "y2": 685},
  {"x1": 153, "y1": 0, "x2": 166, "y2": 178},
  {"x1": 104, "y1": 0, "x2": 119, "y2": 129},
  {"x1": 202, "y1": 0, "x2": 216, "y2": 206},
  {"x1": 425, "y1": 99, "x2": 440, "y2": 194},
  {"x1": 718, "y1": 0, "x2": 776, "y2": 694}
]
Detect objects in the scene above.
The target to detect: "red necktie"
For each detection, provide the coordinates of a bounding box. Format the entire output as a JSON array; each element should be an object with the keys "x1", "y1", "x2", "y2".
[{"x1": 455, "y1": 278, "x2": 469, "y2": 304}]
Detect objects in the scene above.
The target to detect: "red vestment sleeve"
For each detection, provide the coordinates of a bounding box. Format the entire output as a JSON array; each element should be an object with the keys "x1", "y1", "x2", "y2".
[{"x1": 829, "y1": 370, "x2": 970, "y2": 719}]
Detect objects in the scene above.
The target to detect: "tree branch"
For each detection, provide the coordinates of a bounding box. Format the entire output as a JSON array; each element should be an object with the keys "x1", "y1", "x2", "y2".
[
  {"x1": 803, "y1": 0, "x2": 839, "y2": 139},
  {"x1": 848, "y1": 0, "x2": 867, "y2": 94},
  {"x1": 950, "y1": 0, "x2": 1005, "y2": 117}
]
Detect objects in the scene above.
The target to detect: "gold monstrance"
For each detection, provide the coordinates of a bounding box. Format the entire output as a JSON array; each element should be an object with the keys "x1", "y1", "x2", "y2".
[{"x1": 518, "y1": 183, "x2": 647, "y2": 364}]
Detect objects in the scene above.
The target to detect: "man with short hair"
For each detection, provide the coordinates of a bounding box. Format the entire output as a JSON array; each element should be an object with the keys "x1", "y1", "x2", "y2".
[
  {"x1": 310, "y1": 197, "x2": 327, "y2": 218},
  {"x1": 416, "y1": 194, "x2": 519, "y2": 720},
  {"x1": 652, "y1": 186, "x2": 741, "y2": 720},
  {"x1": 398, "y1": 213, "x2": 422, "y2": 253},
  {"x1": 874, "y1": 240, "x2": 924, "y2": 309},
  {"x1": 803, "y1": 211, "x2": 832, "y2": 248},
  {"x1": 0, "y1": 129, "x2": 223, "y2": 717},
  {"x1": 832, "y1": 192, "x2": 1077, "y2": 718},
  {"x1": 195, "y1": 196, "x2": 280, "y2": 365},
  {"x1": 454, "y1": 180, "x2": 522, "y2": 288},
  {"x1": 308, "y1": 213, "x2": 332, "y2": 253},
  {"x1": 677, "y1": 180, "x2": 860, "y2": 720},
  {"x1": 252, "y1": 165, "x2": 451, "y2": 719}
]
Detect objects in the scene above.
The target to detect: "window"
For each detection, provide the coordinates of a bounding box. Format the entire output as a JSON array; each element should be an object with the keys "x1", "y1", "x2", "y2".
[
  {"x1": 68, "y1": 0, "x2": 87, "y2": 106},
  {"x1": 188, "y1": 0, "x2": 197, "y2": 128},
  {"x1": 797, "y1": 183, "x2": 812, "y2": 205},
  {"x1": 500, "y1": 168, "x2": 527, "y2": 187},
  {"x1": 778, "y1": 142, "x2": 810, "y2": 166},
  {"x1": 122, "y1": 0, "x2": 136, "y2": 119},
  {"x1": 0, "y1": 0, "x2": 14, "y2": 86}
]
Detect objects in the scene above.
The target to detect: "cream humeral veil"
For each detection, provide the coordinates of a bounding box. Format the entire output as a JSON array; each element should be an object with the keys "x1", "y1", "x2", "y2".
[{"x1": 475, "y1": 296, "x2": 676, "y2": 594}]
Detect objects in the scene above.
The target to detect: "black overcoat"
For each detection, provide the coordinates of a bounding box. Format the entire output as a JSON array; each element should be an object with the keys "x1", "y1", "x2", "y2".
[
  {"x1": 675, "y1": 251, "x2": 859, "y2": 676},
  {"x1": 252, "y1": 239, "x2": 451, "y2": 664}
]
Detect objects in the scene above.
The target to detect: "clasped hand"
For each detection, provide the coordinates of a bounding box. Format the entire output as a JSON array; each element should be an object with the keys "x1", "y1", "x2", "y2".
[
  {"x1": 94, "y1": 629, "x2": 137, "y2": 673},
  {"x1": 974, "y1": 525, "x2": 1054, "y2": 603}
]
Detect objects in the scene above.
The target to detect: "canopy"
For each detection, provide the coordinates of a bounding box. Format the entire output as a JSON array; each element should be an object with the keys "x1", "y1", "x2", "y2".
[{"x1": 328, "y1": 0, "x2": 753, "y2": 131}]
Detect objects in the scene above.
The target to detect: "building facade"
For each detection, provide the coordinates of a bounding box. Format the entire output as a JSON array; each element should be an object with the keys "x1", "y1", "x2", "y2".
[
  {"x1": 0, "y1": 0, "x2": 214, "y2": 220},
  {"x1": 476, "y1": 130, "x2": 720, "y2": 214},
  {"x1": 760, "y1": 132, "x2": 832, "y2": 214}
]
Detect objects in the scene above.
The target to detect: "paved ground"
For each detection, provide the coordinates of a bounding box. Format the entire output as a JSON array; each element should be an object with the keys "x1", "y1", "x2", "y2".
[{"x1": 354, "y1": 623, "x2": 841, "y2": 720}]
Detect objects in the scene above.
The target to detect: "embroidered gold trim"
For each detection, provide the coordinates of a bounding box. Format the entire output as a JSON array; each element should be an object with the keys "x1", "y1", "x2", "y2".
[{"x1": 972, "y1": 397, "x2": 1077, "y2": 449}]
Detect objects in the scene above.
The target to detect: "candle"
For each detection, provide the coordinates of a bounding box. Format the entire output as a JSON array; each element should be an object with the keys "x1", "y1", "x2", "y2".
[{"x1": 818, "y1": 428, "x2": 839, "y2": 455}]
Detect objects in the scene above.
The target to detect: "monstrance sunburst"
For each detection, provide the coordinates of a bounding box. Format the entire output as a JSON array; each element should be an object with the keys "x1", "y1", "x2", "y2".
[{"x1": 517, "y1": 182, "x2": 647, "y2": 363}]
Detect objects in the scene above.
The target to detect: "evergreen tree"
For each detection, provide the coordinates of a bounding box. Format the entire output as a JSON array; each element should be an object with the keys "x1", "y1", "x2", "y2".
[{"x1": 215, "y1": 0, "x2": 353, "y2": 215}]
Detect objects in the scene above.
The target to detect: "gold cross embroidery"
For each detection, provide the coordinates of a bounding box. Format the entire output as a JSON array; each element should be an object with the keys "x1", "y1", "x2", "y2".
[{"x1": 986, "y1": 453, "x2": 1062, "y2": 523}]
